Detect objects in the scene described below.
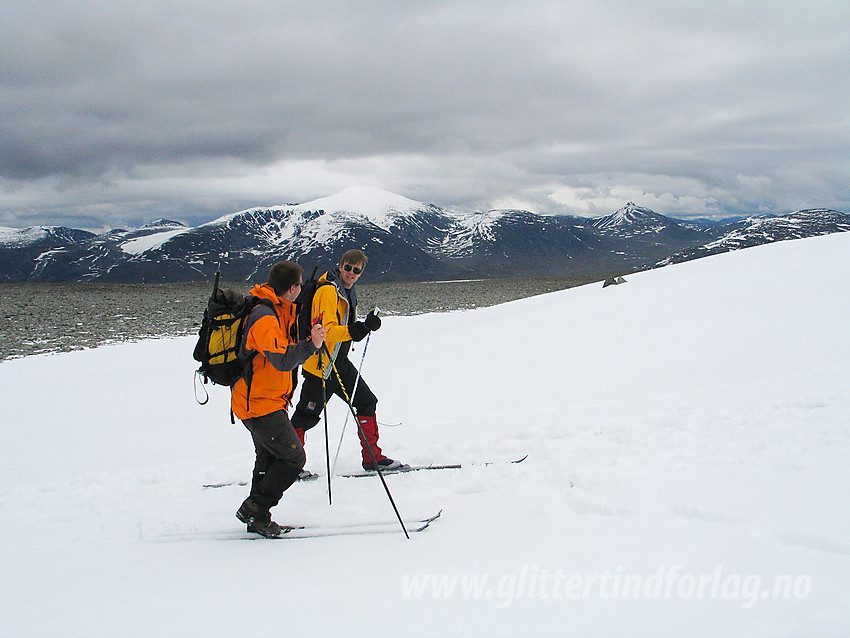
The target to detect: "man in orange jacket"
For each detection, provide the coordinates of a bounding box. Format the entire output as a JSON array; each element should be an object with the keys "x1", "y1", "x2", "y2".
[
  {"x1": 232, "y1": 261, "x2": 326, "y2": 537},
  {"x1": 292, "y1": 249, "x2": 405, "y2": 471}
]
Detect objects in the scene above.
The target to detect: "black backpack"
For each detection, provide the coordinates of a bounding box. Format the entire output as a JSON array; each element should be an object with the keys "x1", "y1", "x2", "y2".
[
  {"x1": 193, "y1": 271, "x2": 274, "y2": 401},
  {"x1": 294, "y1": 266, "x2": 335, "y2": 340}
]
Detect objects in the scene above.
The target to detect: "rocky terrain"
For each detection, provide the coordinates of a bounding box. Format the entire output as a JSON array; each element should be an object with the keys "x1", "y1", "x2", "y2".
[{"x1": 0, "y1": 273, "x2": 601, "y2": 360}]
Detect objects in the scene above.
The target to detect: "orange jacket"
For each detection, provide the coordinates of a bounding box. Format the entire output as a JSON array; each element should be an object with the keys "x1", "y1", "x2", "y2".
[{"x1": 230, "y1": 283, "x2": 319, "y2": 420}]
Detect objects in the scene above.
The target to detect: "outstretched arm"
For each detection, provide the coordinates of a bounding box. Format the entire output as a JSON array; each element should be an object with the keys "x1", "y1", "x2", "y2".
[{"x1": 246, "y1": 312, "x2": 319, "y2": 372}]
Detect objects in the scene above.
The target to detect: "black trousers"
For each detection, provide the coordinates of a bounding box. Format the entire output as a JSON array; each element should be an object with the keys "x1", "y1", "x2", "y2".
[
  {"x1": 291, "y1": 356, "x2": 378, "y2": 432},
  {"x1": 242, "y1": 410, "x2": 306, "y2": 512}
]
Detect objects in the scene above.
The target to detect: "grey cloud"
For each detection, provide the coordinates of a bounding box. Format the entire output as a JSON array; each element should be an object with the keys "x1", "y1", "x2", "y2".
[{"x1": 1, "y1": 0, "x2": 848, "y2": 229}]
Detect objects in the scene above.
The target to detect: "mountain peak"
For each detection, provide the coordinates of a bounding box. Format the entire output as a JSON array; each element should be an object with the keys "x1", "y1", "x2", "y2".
[
  {"x1": 142, "y1": 219, "x2": 186, "y2": 229},
  {"x1": 619, "y1": 201, "x2": 655, "y2": 216},
  {"x1": 294, "y1": 187, "x2": 429, "y2": 231},
  {"x1": 299, "y1": 187, "x2": 423, "y2": 215},
  {"x1": 592, "y1": 202, "x2": 660, "y2": 230}
]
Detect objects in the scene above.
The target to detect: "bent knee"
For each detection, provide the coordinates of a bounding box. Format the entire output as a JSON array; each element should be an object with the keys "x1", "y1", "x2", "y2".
[
  {"x1": 290, "y1": 444, "x2": 307, "y2": 470},
  {"x1": 276, "y1": 440, "x2": 305, "y2": 470}
]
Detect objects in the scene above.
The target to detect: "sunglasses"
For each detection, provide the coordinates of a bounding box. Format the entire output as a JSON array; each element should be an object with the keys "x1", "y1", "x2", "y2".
[{"x1": 342, "y1": 264, "x2": 363, "y2": 275}]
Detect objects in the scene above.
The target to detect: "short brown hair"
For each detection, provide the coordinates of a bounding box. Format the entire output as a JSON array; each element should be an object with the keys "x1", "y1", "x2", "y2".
[
  {"x1": 267, "y1": 261, "x2": 303, "y2": 295},
  {"x1": 340, "y1": 249, "x2": 368, "y2": 267}
]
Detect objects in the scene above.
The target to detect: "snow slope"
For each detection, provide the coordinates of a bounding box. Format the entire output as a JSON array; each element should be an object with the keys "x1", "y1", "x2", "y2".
[
  {"x1": 121, "y1": 228, "x2": 190, "y2": 255},
  {"x1": 294, "y1": 186, "x2": 427, "y2": 232},
  {"x1": 0, "y1": 226, "x2": 52, "y2": 246},
  {"x1": 441, "y1": 210, "x2": 507, "y2": 256},
  {"x1": 1, "y1": 233, "x2": 848, "y2": 637}
]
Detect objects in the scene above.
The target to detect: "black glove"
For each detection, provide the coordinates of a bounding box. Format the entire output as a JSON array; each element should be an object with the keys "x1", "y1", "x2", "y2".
[
  {"x1": 364, "y1": 310, "x2": 381, "y2": 331},
  {"x1": 349, "y1": 321, "x2": 369, "y2": 342}
]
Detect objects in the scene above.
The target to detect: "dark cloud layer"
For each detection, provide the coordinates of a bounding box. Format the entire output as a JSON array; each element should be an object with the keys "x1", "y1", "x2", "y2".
[{"x1": 1, "y1": 0, "x2": 848, "y2": 230}]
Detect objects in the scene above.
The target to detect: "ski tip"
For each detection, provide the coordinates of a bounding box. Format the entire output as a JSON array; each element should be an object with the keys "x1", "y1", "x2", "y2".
[
  {"x1": 422, "y1": 509, "x2": 443, "y2": 524},
  {"x1": 413, "y1": 509, "x2": 443, "y2": 532},
  {"x1": 512, "y1": 455, "x2": 529, "y2": 464}
]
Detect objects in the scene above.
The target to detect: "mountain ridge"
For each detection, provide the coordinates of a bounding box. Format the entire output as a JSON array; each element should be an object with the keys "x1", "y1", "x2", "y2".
[{"x1": 1, "y1": 189, "x2": 847, "y2": 283}]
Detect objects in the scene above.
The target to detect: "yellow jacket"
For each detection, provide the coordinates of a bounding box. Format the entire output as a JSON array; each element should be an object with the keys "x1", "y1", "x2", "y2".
[{"x1": 302, "y1": 272, "x2": 355, "y2": 379}]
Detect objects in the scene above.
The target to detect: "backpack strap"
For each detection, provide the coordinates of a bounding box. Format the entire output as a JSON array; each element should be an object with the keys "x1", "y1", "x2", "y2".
[{"x1": 240, "y1": 298, "x2": 279, "y2": 417}]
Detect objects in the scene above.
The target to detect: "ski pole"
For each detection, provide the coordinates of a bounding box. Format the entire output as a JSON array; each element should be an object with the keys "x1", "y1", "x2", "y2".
[
  {"x1": 321, "y1": 342, "x2": 409, "y2": 539},
  {"x1": 331, "y1": 307, "x2": 378, "y2": 474},
  {"x1": 330, "y1": 332, "x2": 367, "y2": 474},
  {"x1": 322, "y1": 372, "x2": 332, "y2": 505},
  {"x1": 313, "y1": 313, "x2": 332, "y2": 505}
]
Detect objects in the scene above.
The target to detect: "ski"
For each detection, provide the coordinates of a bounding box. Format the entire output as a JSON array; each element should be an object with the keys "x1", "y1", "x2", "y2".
[
  {"x1": 155, "y1": 511, "x2": 441, "y2": 542},
  {"x1": 203, "y1": 469, "x2": 319, "y2": 489},
  {"x1": 203, "y1": 456, "x2": 527, "y2": 487},
  {"x1": 263, "y1": 509, "x2": 442, "y2": 539},
  {"x1": 279, "y1": 509, "x2": 442, "y2": 531},
  {"x1": 338, "y1": 455, "x2": 528, "y2": 478},
  {"x1": 202, "y1": 481, "x2": 247, "y2": 489}
]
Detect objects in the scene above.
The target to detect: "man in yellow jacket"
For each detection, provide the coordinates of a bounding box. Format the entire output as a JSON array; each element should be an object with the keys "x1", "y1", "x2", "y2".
[
  {"x1": 233, "y1": 261, "x2": 326, "y2": 537},
  {"x1": 292, "y1": 249, "x2": 405, "y2": 471}
]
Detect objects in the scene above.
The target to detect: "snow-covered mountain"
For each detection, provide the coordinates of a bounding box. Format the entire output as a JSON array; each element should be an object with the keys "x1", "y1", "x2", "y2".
[
  {"x1": 293, "y1": 186, "x2": 440, "y2": 233},
  {"x1": 592, "y1": 202, "x2": 677, "y2": 233},
  {"x1": 0, "y1": 225, "x2": 95, "y2": 247},
  {"x1": 1, "y1": 188, "x2": 847, "y2": 283},
  {"x1": 657, "y1": 209, "x2": 850, "y2": 267},
  {"x1": 0, "y1": 225, "x2": 97, "y2": 281},
  {"x1": 588, "y1": 201, "x2": 714, "y2": 267}
]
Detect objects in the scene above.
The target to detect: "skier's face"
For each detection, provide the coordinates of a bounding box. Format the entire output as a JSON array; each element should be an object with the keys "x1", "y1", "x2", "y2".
[
  {"x1": 281, "y1": 278, "x2": 303, "y2": 303},
  {"x1": 339, "y1": 261, "x2": 364, "y2": 289}
]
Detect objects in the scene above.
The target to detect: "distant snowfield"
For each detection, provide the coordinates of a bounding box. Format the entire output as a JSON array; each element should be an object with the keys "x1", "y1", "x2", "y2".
[
  {"x1": 1, "y1": 233, "x2": 848, "y2": 636},
  {"x1": 121, "y1": 228, "x2": 190, "y2": 254}
]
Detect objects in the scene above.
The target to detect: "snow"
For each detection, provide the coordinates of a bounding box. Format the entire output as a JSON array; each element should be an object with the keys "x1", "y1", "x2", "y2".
[
  {"x1": 294, "y1": 186, "x2": 426, "y2": 231},
  {"x1": 197, "y1": 187, "x2": 429, "y2": 248},
  {"x1": 1, "y1": 233, "x2": 849, "y2": 636},
  {"x1": 0, "y1": 226, "x2": 50, "y2": 246},
  {"x1": 121, "y1": 228, "x2": 189, "y2": 255},
  {"x1": 592, "y1": 202, "x2": 661, "y2": 230},
  {"x1": 439, "y1": 210, "x2": 511, "y2": 256},
  {"x1": 0, "y1": 225, "x2": 21, "y2": 243}
]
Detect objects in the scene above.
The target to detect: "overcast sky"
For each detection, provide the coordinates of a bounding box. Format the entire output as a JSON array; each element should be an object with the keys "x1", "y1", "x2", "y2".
[{"x1": 2, "y1": 0, "x2": 848, "y2": 231}]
